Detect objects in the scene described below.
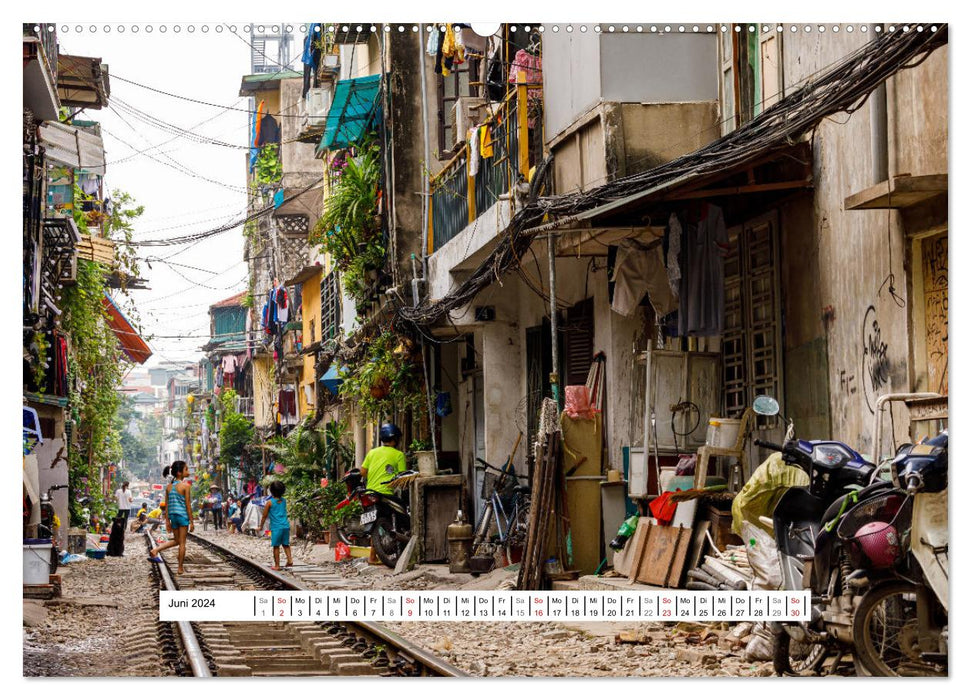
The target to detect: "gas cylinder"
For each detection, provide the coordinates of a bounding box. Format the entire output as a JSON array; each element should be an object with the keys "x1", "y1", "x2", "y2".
[{"x1": 447, "y1": 510, "x2": 474, "y2": 573}]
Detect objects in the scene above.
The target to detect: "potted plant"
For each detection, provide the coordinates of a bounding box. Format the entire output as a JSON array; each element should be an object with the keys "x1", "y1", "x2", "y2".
[{"x1": 410, "y1": 438, "x2": 436, "y2": 477}]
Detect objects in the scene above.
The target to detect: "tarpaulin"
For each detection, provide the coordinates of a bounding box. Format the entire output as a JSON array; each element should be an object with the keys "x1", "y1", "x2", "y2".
[{"x1": 319, "y1": 74, "x2": 382, "y2": 150}]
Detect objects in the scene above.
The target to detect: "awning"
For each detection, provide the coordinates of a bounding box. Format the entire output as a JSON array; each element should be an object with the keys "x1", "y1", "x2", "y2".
[
  {"x1": 39, "y1": 122, "x2": 106, "y2": 174},
  {"x1": 319, "y1": 74, "x2": 382, "y2": 151},
  {"x1": 102, "y1": 293, "x2": 152, "y2": 364}
]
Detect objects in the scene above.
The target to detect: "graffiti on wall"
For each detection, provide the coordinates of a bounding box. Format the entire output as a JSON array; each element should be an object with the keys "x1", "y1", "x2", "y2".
[
  {"x1": 922, "y1": 233, "x2": 948, "y2": 394},
  {"x1": 861, "y1": 304, "x2": 891, "y2": 414}
]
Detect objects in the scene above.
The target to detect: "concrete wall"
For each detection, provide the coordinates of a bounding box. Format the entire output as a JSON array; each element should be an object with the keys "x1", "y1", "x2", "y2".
[
  {"x1": 31, "y1": 404, "x2": 69, "y2": 533},
  {"x1": 777, "y1": 31, "x2": 947, "y2": 454},
  {"x1": 543, "y1": 31, "x2": 718, "y2": 141},
  {"x1": 299, "y1": 271, "x2": 322, "y2": 416}
]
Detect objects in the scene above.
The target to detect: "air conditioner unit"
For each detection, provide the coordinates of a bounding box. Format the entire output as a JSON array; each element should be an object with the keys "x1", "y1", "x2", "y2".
[
  {"x1": 303, "y1": 86, "x2": 333, "y2": 129},
  {"x1": 449, "y1": 97, "x2": 488, "y2": 151}
]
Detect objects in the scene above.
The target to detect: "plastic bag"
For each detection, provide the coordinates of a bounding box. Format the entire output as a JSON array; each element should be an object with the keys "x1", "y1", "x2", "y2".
[
  {"x1": 741, "y1": 521, "x2": 782, "y2": 590},
  {"x1": 744, "y1": 622, "x2": 775, "y2": 661},
  {"x1": 334, "y1": 541, "x2": 351, "y2": 562},
  {"x1": 60, "y1": 552, "x2": 86, "y2": 564},
  {"x1": 732, "y1": 452, "x2": 809, "y2": 535},
  {"x1": 564, "y1": 385, "x2": 594, "y2": 419}
]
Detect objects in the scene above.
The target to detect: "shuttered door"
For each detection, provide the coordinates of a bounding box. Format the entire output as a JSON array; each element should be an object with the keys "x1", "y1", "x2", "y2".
[
  {"x1": 563, "y1": 298, "x2": 595, "y2": 386},
  {"x1": 723, "y1": 212, "x2": 784, "y2": 428}
]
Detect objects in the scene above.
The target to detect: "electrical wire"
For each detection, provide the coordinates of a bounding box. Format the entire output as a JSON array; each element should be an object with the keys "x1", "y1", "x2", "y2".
[{"x1": 397, "y1": 24, "x2": 948, "y2": 334}]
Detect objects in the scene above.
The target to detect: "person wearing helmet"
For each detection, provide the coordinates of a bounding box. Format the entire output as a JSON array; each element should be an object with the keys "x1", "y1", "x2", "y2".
[{"x1": 361, "y1": 423, "x2": 407, "y2": 496}]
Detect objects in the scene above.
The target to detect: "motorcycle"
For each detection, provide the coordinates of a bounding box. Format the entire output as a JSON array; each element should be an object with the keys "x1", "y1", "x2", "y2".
[
  {"x1": 336, "y1": 468, "x2": 416, "y2": 568},
  {"x1": 849, "y1": 431, "x2": 948, "y2": 676},
  {"x1": 748, "y1": 396, "x2": 881, "y2": 675}
]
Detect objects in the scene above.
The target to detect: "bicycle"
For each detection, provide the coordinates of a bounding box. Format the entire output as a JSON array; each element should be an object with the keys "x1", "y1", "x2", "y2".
[{"x1": 471, "y1": 456, "x2": 531, "y2": 570}]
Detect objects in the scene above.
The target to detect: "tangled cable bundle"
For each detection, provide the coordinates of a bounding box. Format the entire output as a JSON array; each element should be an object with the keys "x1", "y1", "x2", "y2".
[{"x1": 396, "y1": 24, "x2": 947, "y2": 334}]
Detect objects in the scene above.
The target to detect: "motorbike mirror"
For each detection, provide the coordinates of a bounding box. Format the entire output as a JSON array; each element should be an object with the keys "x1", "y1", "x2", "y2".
[{"x1": 753, "y1": 395, "x2": 780, "y2": 416}]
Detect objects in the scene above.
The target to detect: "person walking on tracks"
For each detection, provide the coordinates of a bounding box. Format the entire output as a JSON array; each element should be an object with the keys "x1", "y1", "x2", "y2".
[
  {"x1": 148, "y1": 461, "x2": 194, "y2": 574},
  {"x1": 259, "y1": 480, "x2": 293, "y2": 570},
  {"x1": 115, "y1": 481, "x2": 132, "y2": 529}
]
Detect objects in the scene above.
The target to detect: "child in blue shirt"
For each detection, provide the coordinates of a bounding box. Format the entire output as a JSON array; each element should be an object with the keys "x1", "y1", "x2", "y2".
[{"x1": 259, "y1": 480, "x2": 293, "y2": 570}]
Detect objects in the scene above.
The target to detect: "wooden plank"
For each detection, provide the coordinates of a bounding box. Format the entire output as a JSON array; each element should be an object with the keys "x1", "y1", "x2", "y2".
[
  {"x1": 634, "y1": 524, "x2": 692, "y2": 587},
  {"x1": 844, "y1": 174, "x2": 947, "y2": 210},
  {"x1": 627, "y1": 519, "x2": 653, "y2": 585},
  {"x1": 686, "y1": 520, "x2": 711, "y2": 576}
]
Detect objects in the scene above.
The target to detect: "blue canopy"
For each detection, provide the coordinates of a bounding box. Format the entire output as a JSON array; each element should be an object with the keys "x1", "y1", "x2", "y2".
[
  {"x1": 319, "y1": 74, "x2": 382, "y2": 151},
  {"x1": 319, "y1": 365, "x2": 346, "y2": 394}
]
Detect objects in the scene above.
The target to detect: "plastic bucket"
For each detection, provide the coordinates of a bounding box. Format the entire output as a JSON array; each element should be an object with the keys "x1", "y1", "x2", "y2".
[
  {"x1": 23, "y1": 543, "x2": 52, "y2": 585},
  {"x1": 707, "y1": 418, "x2": 742, "y2": 449}
]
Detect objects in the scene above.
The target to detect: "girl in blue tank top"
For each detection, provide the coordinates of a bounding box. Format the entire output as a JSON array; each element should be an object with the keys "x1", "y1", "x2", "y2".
[{"x1": 148, "y1": 461, "x2": 194, "y2": 574}]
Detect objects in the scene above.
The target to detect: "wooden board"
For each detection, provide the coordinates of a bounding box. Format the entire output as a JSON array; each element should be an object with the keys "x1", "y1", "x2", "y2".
[
  {"x1": 633, "y1": 524, "x2": 692, "y2": 587},
  {"x1": 686, "y1": 520, "x2": 711, "y2": 575},
  {"x1": 625, "y1": 519, "x2": 653, "y2": 583},
  {"x1": 77, "y1": 234, "x2": 115, "y2": 266}
]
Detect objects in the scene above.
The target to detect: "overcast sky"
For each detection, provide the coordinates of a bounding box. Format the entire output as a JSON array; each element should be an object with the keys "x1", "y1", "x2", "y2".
[{"x1": 64, "y1": 25, "x2": 283, "y2": 367}]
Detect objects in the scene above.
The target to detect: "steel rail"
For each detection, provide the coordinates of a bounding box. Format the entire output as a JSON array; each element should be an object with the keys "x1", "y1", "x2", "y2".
[
  {"x1": 188, "y1": 532, "x2": 467, "y2": 677},
  {"x1": 144, "y1": 531, "x2": 213, "y2": 677}
]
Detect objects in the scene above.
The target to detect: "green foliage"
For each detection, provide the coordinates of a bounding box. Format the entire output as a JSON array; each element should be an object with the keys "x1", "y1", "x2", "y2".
[
  {"x1": 310, "y1": 141, "x2": 385, "y2": 302},
  {"x1": 61, "y1": 260, "x2": 125, "y2": 526},
  {"x1": 103, "y1": 188, "x2": 145, "y2": 289},
  {"x1": 254, "y1": 144, "x2": 282, "y2": 185},
  {"x1": 322, "y1": 419, "x2": 355, "y2": 478},
  {"x1": 219, "y1": 411, "x2": 254, "y2": 472},
  {"x1": 339, "y1": 331, "x2": 425, "y2": 420},
  {"x1": 266, "y1": 419, "x2": 359, "y2": 539}
]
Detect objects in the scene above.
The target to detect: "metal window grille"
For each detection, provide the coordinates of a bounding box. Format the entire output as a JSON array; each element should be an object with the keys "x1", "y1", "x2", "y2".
[{"x1": 320, "y1": 269, "x2": 341, "y2": 342}]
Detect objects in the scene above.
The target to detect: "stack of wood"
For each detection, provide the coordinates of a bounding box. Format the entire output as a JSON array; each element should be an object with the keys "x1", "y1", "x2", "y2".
[{"x1": 516, "y1": 430, "x2": 563, "y2": 590}]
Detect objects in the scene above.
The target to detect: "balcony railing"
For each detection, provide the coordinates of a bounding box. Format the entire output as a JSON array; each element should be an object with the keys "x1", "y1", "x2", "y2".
[{"x1": 428, "y1": 75, "x2": 541, "y2": 254}]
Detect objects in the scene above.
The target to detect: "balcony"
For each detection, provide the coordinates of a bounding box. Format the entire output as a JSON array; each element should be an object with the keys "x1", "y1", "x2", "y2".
[
  {"x1": 23, "y1": 23, "x2": 60, "y2": 121},
  {"x1": 428, "y1": 76, "x2": 541, "y2": 256}
]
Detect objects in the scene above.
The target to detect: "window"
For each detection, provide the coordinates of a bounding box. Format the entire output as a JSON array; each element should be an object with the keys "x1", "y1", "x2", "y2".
[
  {"x1": 720, "y1": 25, "x2": 783, "y2": 134},
  {"x1": 320, "y1": 269, "x2": 342, "y2": 342},
  {"x1": 437, "y1": 57, "x2": 481, "y2": 158},
  {"x1": 723, "y1": 212, "x2": 784, "y2": 427}
]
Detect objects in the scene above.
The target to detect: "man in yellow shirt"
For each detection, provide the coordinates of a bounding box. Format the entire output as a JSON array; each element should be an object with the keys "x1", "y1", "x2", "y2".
[{"x1": 361, "y1": 423, "x2": 407, "y2": 495}]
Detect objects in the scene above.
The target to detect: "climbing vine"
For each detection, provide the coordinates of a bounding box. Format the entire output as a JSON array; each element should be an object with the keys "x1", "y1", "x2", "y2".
[{"x1": 61, "y1": 260, "x2": 125, "y2": 526}]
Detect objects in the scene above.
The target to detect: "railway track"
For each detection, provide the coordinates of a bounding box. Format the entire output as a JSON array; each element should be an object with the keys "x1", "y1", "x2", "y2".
[{"x1": 144, "y1": 531, "x2": 465, "y2": 677}]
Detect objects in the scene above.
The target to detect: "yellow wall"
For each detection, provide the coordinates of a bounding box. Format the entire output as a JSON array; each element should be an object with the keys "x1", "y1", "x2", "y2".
[{"x1": 299, "y1": 270, "x2": 323, "y2": 416}]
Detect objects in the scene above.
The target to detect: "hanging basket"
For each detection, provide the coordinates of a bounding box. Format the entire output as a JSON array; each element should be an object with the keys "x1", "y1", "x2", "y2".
[{"x1": 369, "y1": 376, "x2": 391, "y2": 399}]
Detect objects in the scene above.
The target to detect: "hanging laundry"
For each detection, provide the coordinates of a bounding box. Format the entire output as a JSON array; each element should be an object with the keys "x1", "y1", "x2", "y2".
[
  {"x1": 79, "y1": 173, "x2": 100, "y2": 197},
  {"x1": 665, "y1": 212, "x2": 682, "y2": 297},
  {"x1": 677, "y1": 203, "x2": 730, "y2": 337},
  {"x1": 610, "y1": 239, "x2": 677, "y2": 318},
  {"x1": 275, "y1": 286, "x2": 289, "y2": 324},
  {"x1": 480, "y1": 125, "x2": 494, "y2": 158},
  {"x1": 426, "y1": 25, "x2": 441, "y2": 56},
  {"x1": 258, "y1": 114, "x2": 281, "y2": 146},
  {"x1": 440, "y1": 24, "x2": 465, "y2": 76},
  {"x1": 253, "y1": 100, "x2": 266, "y2": 148},
  {"x1": 509, "y1": 48, "x2": 543, "y2": 127},
  {"x1": 279, "y1": 388, "x2": 297, "y2": 418},
  {"x1": 302, "y1": 23, "x2": 322, "y2": 97},
  {"x1": 467, "y1": 126, "x2": 481, "y2": 176},
  {"x1": 434, "y1": 25, "x2": 445, "y2": 75}
]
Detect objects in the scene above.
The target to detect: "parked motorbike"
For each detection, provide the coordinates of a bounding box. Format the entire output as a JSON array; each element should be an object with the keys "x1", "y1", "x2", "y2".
[
  {"x1": 849, "y1": 431, "x2": 948, "y2": 676},
  {"x1": 336, "y1": 468, "x2": 415, "y2": 568},
  {"x1": 748, "y1": 396, "x2": 879, "y2": 675}
]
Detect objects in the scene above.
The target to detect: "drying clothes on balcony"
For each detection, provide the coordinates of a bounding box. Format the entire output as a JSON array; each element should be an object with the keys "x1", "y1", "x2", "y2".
[
  {"x1": 439, "y1": 24, "x2": 465, "y2": 77},
  {"x1": 302, "y1": 23, "x2": 323, "y2": 97},
  {"x1": 678, "y1": 203, "x2": 730, "y2": 337},
  {"x1": 479, "y1": 126, "x2": 494, "y2": 159},
  {"x1": 426, "y1": 25, "x2": 441, "y2": 57},
  {"x1": 467, "y1": 126, "x2": 481, "y2": 176},
  {"x1": 509, "y1": 48, "x2": 543, "y2": 127},
  {"x1": 79, "y1": 172, "x2": 100, "y2": 197}
]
